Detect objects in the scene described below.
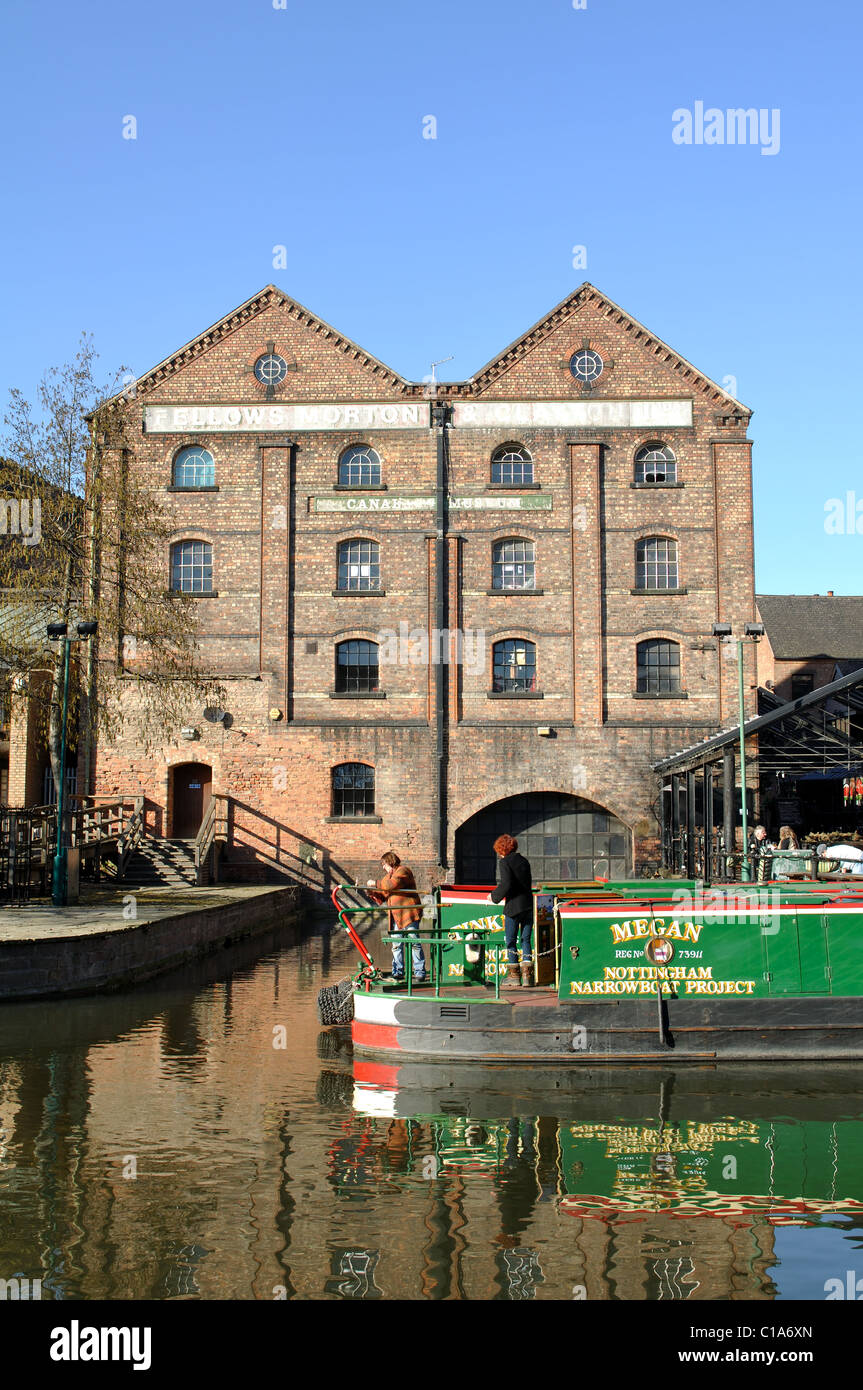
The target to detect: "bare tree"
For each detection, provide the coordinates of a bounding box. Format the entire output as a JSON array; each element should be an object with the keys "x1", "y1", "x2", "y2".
[{"x1": 2, "y1": 335, "x2": 222, "y2": 799}]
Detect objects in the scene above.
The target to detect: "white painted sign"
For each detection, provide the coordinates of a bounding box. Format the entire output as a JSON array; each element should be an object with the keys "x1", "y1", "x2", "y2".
[
  {"x1": 312, "y1": 494, "x2": 553, "y2": 513},
  {"x1": 452, "y1": 400, "x2": 693, "y2": 429},
  {"x1": 143, "y1": 402, "x2": 428, "y2": 433}
]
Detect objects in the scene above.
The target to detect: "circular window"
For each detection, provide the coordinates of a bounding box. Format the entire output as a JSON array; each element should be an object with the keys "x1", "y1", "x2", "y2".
[
  {"x1": 569, "y1": 348, "x2": 604, "y2": 384},
  {"x1": 254, "y1": 353, "x2": 288, "y2": 386}
]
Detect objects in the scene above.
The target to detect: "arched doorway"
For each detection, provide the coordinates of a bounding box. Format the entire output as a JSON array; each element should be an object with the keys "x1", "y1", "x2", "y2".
[
  {"x1": 454, "y1": 791, "x2": 630, "y2": 884},
  {"x1": 170, "y1": 763, "x2": 212, "y2": 838}
]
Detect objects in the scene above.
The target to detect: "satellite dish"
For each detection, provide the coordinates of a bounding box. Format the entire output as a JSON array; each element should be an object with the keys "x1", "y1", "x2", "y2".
[{"x1": 203, "y1": 707, "x2": 226, "y2": 723}]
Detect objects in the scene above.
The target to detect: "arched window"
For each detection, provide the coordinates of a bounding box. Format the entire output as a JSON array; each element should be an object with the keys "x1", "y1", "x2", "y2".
[
  {"x1": 492, "y1": 638, "x2": 537, "y2": 692},
  {"x1": 635, "y1": 443, "x2": 677, "y2": 484},
  {"x1": 332, "y1": 763, "x2": 375, "y2": 817},
  {"x1": 637, "y1": 639, "x2": 681, "y2": 694},
  {"x1": 492, "y1": 538, "x2": 536, "y2": 591},
  {"x1": 339, "y1": 445, "x2": 381, "y2": 487},
  {"x1": 171, "y1": 540, "x2": 213, "y2": 593},
  {"x1": 337, "y1": 539, "x2": 381, "y2": 591},
  {"x1": 173, "y1": 446, "x2": 215, "y2": 488},
  {"x1": 491, "y1": 443, "x2": 534, "y2": 486},
  {"x1": 335, "y1": 639, "x2": 379, "y2": 692},
  {"x1": 635, "y1": 536, "x2": 678, "y2": 590}
]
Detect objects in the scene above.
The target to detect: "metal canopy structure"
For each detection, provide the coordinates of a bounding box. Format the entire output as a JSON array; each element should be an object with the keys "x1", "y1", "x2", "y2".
[{"x1": 652, "y1": 665, "x2": 863, "y2": 878}]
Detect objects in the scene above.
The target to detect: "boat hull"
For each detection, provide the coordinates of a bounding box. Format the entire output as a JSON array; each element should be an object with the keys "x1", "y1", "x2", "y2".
[{"x1": 351, "y1": 988, "x2": 863, "y2": 1062}]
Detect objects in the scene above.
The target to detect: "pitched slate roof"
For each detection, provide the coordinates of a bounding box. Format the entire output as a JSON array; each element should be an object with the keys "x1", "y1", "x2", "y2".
[{"x1": 756, "y1": 594, "x2": 863, "y2": 661}]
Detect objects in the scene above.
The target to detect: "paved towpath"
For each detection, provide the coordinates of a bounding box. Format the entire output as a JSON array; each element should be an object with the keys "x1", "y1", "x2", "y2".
[{"x1": 0, "y1": 883, "x2": 292, "y2": 942}]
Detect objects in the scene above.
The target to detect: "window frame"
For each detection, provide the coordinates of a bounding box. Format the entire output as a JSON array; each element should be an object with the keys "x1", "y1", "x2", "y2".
[
  {"x1": 635, "y1": 638, "x2": 684, "y2": 697},
  {"x1": 333, "y1": 638, "x2": 381, "y2": 695},
  {"x1": 335, "y1": 537, "x2": 383, "y2": 593},
  {"x1": 633, "y1": 442, "x2": 678, "y2": 486},
  {"x1": 634, "y1": 535, "x2": 680, "y2": 592},
  {"x1": 490, "y1": 443, "x2": 535, "y2": 488},
  {"x1": 170, "y1": 538, "x2": 215, "y2": 595},
  {"x1": 337, "y1": 444, "x2": 383, "y2": 490},
  {"x1": 330, "y1": 762, "x2": 377, "y2": 819},
  {"x1": 491, "y1": 537, "x2": 537, "y2": 592},
  {"x1": 490, "y1": 637, "x2": 540, "y2": 697},
  {"x1": 169, "y1": 445, "x2": 218, "y2": 491}
]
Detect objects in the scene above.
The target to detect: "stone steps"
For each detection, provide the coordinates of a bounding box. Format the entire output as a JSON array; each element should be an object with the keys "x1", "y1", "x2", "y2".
[{"x1": 114, "y1": 837, "x2": 200, "y2": 888}]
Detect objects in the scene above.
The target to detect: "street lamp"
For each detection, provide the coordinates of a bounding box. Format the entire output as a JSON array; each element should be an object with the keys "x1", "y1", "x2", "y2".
[
  {"x1": 713, "y1": 621, "x2": 763, "y2": 881},
  {"x1": 46, "y1": 620, "x2": 98, "y2": 907}
]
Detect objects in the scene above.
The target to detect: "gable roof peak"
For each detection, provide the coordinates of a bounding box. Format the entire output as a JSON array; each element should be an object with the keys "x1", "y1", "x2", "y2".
[{"x1": 467, "y1": 282, "x2": 751, "y2": 413}]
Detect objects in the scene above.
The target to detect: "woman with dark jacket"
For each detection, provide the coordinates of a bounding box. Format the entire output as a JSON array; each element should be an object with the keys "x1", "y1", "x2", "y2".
[{"x1": 489, "y1": 834, "x2": 533, "y2": 989}]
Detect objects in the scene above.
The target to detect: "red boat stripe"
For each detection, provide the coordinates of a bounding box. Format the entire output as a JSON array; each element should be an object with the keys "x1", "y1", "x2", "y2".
[
  {"x1": 353, "y1": 1060, "x2": 401, "y2": 1087},
  {"x1": 352, "y1": 1021, "x2": 401, "y2": 1051}
]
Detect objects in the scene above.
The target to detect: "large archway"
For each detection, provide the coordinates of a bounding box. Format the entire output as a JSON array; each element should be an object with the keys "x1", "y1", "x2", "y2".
[{"x1": 454, "y1": 791, "x2": 630, "y2": 884}]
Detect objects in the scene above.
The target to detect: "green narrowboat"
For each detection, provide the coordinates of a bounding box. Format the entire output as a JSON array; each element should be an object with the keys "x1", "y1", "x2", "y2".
[{"x1": 327, "y1": 879, "x2": 863, "y2": 1063}]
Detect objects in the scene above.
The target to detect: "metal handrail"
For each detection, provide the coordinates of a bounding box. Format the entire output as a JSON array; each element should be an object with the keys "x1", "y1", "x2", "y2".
[
  {"x1": 381, "y1": 925, "x2": 501, "y2": 999},
  {"x1": 194, "y1": 798, "x2": 220, "y2": 885}
]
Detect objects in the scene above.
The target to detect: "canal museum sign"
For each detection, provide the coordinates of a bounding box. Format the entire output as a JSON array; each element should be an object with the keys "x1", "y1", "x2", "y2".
[
  {"x1": 92, "y1": 280, "x2": 755, "y2": 885},
  {"x1": 142, "y1": 398, "x2": 692, "y2": 434}
]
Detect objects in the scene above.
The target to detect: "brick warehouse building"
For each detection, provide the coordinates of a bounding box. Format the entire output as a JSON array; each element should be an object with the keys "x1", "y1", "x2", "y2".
[{"x1": 90, "y1": 282, "x2": 756, "y2": 887}]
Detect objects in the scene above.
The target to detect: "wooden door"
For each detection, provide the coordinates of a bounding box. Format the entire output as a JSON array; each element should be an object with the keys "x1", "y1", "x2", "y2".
[{"x1": 172, "y1": 763, "x2": 212, "y2": 838}]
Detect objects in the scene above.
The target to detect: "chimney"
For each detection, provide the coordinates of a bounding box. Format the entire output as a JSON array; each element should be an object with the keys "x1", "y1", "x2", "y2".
[{"x1": 827, "y1": 590, "x2": 834, "y2": 597}]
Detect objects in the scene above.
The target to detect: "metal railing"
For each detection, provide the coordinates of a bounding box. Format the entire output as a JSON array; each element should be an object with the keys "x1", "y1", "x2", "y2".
[
  {"x1": 0, "y1": 806, "x2": 56, "y2": 905},
  {"x1": 381, "y1": 927, "x2": 501, "y2": 998}
]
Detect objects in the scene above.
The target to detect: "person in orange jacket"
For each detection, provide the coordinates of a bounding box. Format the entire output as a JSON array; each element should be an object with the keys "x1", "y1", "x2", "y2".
[{"x1": 368, "y1": 851, "x2": 427, "y2": 982}]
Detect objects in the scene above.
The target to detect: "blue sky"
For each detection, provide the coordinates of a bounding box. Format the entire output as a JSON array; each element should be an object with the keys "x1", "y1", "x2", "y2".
[{"x1": 1, "y1": 0, "x2": 861, "y2": 592}]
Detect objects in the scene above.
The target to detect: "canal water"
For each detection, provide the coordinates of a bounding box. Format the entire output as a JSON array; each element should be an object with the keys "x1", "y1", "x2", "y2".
[{"x1": 0, "y1": 912, "x2": 861, "y2": 1301}]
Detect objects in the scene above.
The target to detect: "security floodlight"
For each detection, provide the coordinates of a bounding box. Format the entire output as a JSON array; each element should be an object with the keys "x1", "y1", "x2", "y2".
[
  {"x1": 46, "y1": 622, "x2": 68, "y2": 639},
  {"x1": 712, "y1": 623, "x2": 732, "y2": 638},
  {"x1": 76, "y1": 621, "x2": 98, "y2": 638},
  {"x1": 744, "y1": 622, "x2": 764, "y2": 638}
]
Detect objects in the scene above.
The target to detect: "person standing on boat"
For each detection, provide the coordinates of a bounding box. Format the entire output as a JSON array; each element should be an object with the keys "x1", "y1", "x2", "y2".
[
  {"x1": 488, "y1": 834, "x2": 533, "y2": 989},
  {"x1": 368, "y1": 851, "x2": 427, "y2": 982}
]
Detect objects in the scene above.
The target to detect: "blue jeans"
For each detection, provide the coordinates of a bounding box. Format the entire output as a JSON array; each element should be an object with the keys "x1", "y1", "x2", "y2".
[
  {"x1": 392, "y1": 928, "x2": 426, "y2": 980},
  {"x1": 505, "y1": 914, "x2": 533, "y2": 965}
]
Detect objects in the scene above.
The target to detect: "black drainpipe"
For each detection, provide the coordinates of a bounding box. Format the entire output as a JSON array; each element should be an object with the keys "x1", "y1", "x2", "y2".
[{"x1": 432, "y1": 401, "x2": 452, "y2": 872}]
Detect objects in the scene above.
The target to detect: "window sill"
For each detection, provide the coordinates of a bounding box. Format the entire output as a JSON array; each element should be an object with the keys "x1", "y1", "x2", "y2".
[
  {"x1": 630, "y1": 482, "x2": 684, "y2": 490},
  {"x1": 486, "y1": 588, "x2": 545, "y2": 596},
  {"x1": 331, "y1": 588, "x2": 387, "y2": 597},
  {"x1": 324, "y1": 815, "x2": 382, "y2": 824},
  {"x1": 485, "y1": 482, "x2": 542, "y2": 491},
  {"x1": 630, "y1": 587, "x2": 687, "y2": 596},
  {"x1": 166, "y1": 485, "x2": 220, "y2": 493},
  {"x1": 487, "y1": 690, "x2": 544, "y2": 699},
  {"x1": 331, "y1": 483, "x2": 388, "y2": 492},
  {"x1": 329, "y1": 690, "x2": 386, "y2": 699},
  {"x1": 167, "y1": 589, "x2": 219, "y2": 598},
  {"x1": 632, "y1": 690, "x2": 688, "y2": 699}
]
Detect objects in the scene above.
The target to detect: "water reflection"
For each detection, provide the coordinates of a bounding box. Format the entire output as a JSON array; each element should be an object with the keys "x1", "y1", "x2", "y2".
[
  {"x1": 0, "y1": 914, "x2": 861, "y2": 1300},
  {"x1": 349, "y1": 1062, "x2": 863, "y2": 1300}
]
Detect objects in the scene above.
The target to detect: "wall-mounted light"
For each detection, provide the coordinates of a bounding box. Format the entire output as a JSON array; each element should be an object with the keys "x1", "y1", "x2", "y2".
[
  {"x1": 180, "y1": 727, "x2": 199, "y2": 741},
  {"x1": 711, "y1": 623, "x2": 732, "y2": 638},
  {"x1": 537, "y1": 726, "x2": 553, "y2": 737}
]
